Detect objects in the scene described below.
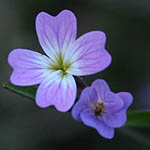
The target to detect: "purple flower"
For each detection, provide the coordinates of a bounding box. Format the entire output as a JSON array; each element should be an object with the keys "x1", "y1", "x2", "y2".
[
  {"x1": 8, "y1": 10, "x2": 111, "y2": 112},
  {"x1": 72, "y1": 79, "x2": 133, "y2": 139}
]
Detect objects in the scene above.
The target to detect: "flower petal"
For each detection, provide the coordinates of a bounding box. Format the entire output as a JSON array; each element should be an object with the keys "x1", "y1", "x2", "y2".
[
  {"x1": 117, "y1": 92, "x2": 133, "y2": 109},
  {"x1": 102, "y1": 109, "x2": 126, "y2": 128},
  {"x1": 36, "y1": 10, "x2": 77, "y2": 62},
  {"x1": 80, "y1": 108, "x2": 114, "y2": 139},
  {"x1": 66, "y1": 31, "x2": 112, "y2": 76},
  {"x1": 72, "y1": 87, "x2": 98, "y2": 121},
  {"x1": 103, "y1": 92, "x2": 124, "y2": 113},
  {"x1": 10, "y1": 69, "x2": 50, "y2": 86},
  {"x1": 36, "y1": 70, "x2": 77, "y2": 112},
  {"x1": 92, "y1": 79, "x2": 110, "y2": 100},
  {"x1": 8, "y1": 49, "x2": 52, "y2": 69},
  {"x1": 8, "y1": 49, "x2": 52, "y2": 86}
]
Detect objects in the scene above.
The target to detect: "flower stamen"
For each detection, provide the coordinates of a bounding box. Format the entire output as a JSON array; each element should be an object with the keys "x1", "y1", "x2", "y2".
[
  {"x1": 94, "y1": 102, "x2": 104, "y2": 116},
  {"x1": 50, "y1": 53, "x2": 71, "y2": 76}
]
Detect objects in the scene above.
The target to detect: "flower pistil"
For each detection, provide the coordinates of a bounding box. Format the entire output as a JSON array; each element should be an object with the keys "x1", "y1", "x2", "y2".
[{"x1": 50, "y1": 53, "x2": 72, "y2": 77}]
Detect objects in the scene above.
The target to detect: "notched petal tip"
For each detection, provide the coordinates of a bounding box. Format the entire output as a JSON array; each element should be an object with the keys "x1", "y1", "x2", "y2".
[
  {"x1": 35, "y1": 9, "x2": 77, "y2": 62},
  {"x1": 35, "y1": 9, "x2": 76, "y2": 24},
  {"x1": 58, "y1": 9, "x2": 76, "y2": 17},
  {"x1": 69, "y1": 30, "x2": 111, "y2": 76}
]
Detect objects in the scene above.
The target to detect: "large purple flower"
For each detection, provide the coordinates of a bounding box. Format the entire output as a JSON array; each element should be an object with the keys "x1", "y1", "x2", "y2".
[
  {"x1": 8, "y1": 10, "x2": 111, "y2": 112},
  {"x1": 72, "y1": 79, "x2": 133, "y2": 139}
]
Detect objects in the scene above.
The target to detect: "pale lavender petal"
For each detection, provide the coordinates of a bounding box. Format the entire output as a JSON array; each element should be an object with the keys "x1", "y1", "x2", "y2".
[
  {"x1": 72, "y1": 87, "x2": 98, "y2": 121},
  {"x1": 117, "y1": 92, "x2": 133, "y2": 109},
  {"x1": 80, "y1": 108, "x2": 114, "y2": 139},
  {"x1": 36, "y1": 71, "x2": 77, "y2": 112},
  {"x1": 8, "y1": 49, "x2": 52, "y2": 69},
  {"x1": 103, "y1": 92, "x2": 124, "y2": 113},
  {"x1": 102, "y1": 109, "x2": 126, "y2": 128},
  {"x1": 8, "y1": 49, "x2": 52, "y2": 86},
  {"x1": 67, "y1": 31, "x2": 112, "y2": 76},
  {"x1": 54, "y1": 74, "x2": 77, "y2": 111},
  {"x1": 36, "y1": 10, "x2": 77, "y2": 61},
  {"x1": 10, "y1": 68, "x2": 49, "y2": 86},
  {"x1": 92, "y1": 79, "x2": 110, "y2": 100}
]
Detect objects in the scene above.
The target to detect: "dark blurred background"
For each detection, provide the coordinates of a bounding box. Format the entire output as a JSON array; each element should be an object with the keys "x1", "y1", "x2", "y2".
[{"x1": 0, "y1": 0, "x2": 150, "y2": 149}]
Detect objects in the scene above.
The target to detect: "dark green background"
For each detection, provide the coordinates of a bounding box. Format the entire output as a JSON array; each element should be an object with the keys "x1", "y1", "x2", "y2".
[{"x1": 1, "y1": 0, "x2": 150, "y2": 149}]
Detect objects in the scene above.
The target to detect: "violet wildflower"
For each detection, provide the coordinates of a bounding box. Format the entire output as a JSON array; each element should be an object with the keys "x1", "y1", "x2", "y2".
[
  {"x1": 72, "y1": 79, "x2": 133, "y2": 139},
  {"x1": 8, "y1": 10, "x2": 111, "y2": 112}
]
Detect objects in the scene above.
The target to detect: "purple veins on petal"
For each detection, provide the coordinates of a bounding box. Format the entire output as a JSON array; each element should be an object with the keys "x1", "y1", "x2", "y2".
[
  {"x1": 36, "y1": 70, "x2": 76, "y2": 112},
  {"x1": 66, "y1": 31, "x2": 112, "y2": 76},
  {"x1": 8, "y1": 49, "x2": 52, "y2": 86},
  {"x1": 72, "y1": 79, "x2": 133, "y2": 139},
  {"x1": 8, "y1": 49, "x2": 52, "y2": 69},
  {"x1": 10, "y1": 69, "x2": 49, "y2": 86},
  {"x1": 36, "y1": 10, "x2": 77, "y2": 62}
]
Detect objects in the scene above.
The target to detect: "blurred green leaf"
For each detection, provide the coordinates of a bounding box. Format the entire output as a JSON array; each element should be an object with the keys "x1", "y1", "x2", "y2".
[
  {"x1": 126, "y1": 111, "x2": 150, "y2": 128},
  {"x1": 3, "y1": 82, "x2": 37, "y2": 100}
]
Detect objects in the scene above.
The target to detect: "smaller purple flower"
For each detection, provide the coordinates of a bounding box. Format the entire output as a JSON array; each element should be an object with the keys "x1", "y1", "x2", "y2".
[{"x1": 72, "y1": 79, "x2": 133, "y2": 139}]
